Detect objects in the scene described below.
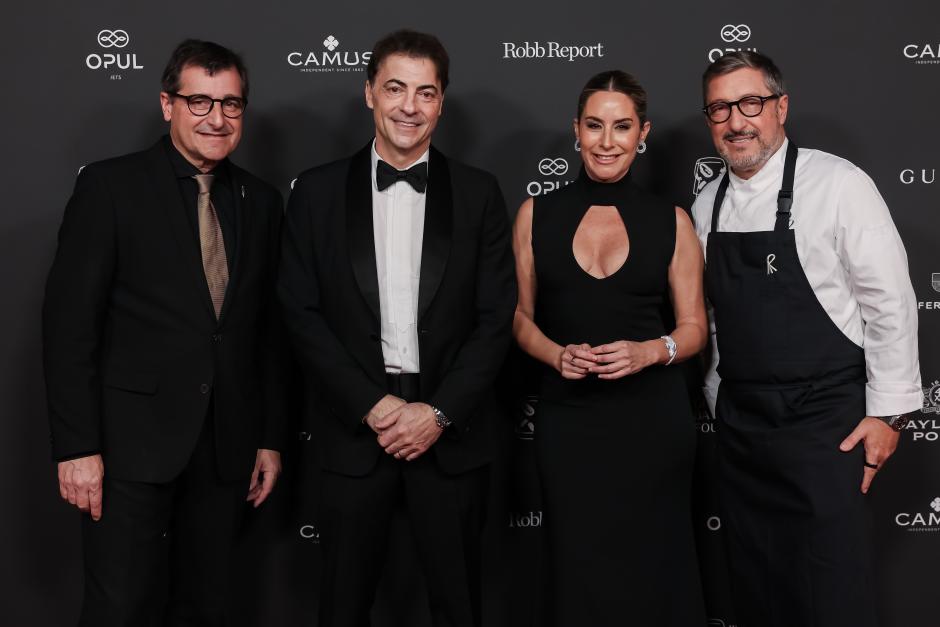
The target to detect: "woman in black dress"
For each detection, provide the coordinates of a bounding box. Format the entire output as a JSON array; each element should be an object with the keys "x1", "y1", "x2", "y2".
[{"x1": 512, "y1": 71, "x2": 708, "y2": 625}]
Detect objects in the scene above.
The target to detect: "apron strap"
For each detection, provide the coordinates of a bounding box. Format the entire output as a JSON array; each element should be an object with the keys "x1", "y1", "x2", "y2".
[
  {"x1": 710, "y1": 167, "x2": 731, "y2": 233},
  {"x1": 775, "y1": 140, "x2": 799, "y2": 232},
  {"x1": 709, "y1": 140, "x2": 800, "y2": 234}
]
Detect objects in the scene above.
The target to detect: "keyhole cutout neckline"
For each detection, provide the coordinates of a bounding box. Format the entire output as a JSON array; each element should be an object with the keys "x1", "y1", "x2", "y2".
[
  {"x1": 571, "y1": 167, "x2": 633, "y2": 280},
  {"x1": 572, "y1": 206, "x2": 630, "y2": 280}
]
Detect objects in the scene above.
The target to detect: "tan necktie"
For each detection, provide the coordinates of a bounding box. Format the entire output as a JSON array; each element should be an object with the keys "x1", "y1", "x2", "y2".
[{"x1": 193, "y1": 174, "x2": 229, "y2": 318}]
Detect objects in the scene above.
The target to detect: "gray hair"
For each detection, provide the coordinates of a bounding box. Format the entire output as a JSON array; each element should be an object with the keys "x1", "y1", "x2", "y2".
[{"x1": 702, "y1": 51, "x2": 786, "y2": 103}]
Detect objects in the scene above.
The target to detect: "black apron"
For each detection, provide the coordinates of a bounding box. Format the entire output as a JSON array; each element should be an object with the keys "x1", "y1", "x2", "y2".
[{"x1": 705, "y1": 142, "x2": 877, "y2": 627}]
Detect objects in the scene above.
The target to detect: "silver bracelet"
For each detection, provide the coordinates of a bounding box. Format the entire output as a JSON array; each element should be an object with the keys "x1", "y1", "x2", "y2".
[{"x1": 661, "y1": 335, "x2": 678, "y2": 366}]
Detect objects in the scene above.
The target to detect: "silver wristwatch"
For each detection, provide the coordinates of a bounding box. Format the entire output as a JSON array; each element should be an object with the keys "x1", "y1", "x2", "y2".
[
  {"x1": 877, "y1": 413, "x2": 909, "y2": 432},
  {"x1": 431, "y1": 405, "x2": 452, "y2": 429},
  {"x1": 660, "y1": 335, "x2": 678, "y2": 366}
]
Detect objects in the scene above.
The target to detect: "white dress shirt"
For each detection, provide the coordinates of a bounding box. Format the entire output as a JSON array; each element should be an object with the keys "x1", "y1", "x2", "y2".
[
  {"x1": 371, "y1": 142, "x2": 428, "y2": 374},
  {"x1": 691, "y1": 139, "x2": 921, "y2": 418}
]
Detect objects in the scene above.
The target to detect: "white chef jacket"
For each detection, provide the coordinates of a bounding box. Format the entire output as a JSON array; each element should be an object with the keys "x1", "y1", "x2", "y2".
[
  {"x1": 691, "y1": 139, "x2": 921, "y2": 418},
  {"x1": 370, "y1": 141, "x2": 428, "y2": 374}
]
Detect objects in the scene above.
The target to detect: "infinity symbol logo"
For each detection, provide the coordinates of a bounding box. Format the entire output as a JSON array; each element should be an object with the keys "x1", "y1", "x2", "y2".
[
  {"x1": 538, "y1": 158, "x2": 569, "y2": 176},
  {"x1": 97, "y1": 29, "x2": 129, "y2": 48},
  {"x1": 720, "y1": 24, "x2": 751, "y2": 43}
]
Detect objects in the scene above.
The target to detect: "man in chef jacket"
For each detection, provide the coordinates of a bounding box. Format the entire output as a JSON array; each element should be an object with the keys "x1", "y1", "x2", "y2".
[{"x1": 691, "y1": 50, "x2": 921, "y2": 627}]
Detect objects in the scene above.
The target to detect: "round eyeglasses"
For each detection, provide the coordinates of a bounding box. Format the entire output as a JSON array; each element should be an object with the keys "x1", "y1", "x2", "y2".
[
  {"x1": 702, "y1": 94, "x2": 780, "y2": 124},
  {"x1": 170, "y1": 92, "x2": 247, "y2": 119}
]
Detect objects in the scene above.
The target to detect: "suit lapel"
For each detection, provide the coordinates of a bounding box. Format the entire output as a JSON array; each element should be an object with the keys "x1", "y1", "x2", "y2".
[
  {"x1": 417, "y1": 147, "x2": 452, "y2": 322},
  {"x1": 346, "y1": 144, "x2": 382, "y2": 324},
  {"x1": 144, "y1": 141, "x2": 217, "y2": 321},
  {"x1": 218, "y1": 165, "x2": 251, "y2": 323}
]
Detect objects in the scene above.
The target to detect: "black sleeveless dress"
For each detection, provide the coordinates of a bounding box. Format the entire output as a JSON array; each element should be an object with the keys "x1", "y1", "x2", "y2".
[{"x1": 532, "y1": 171, "x2": 705, "y2": 626}]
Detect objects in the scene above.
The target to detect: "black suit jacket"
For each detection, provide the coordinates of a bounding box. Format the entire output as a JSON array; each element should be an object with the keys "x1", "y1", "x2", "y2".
[
  {"x1": 279, "y1": 143, "x2": 516, "y2": 476},
  {"x1": 43, "y1": 138, "x2": 287, "y2": 482}
]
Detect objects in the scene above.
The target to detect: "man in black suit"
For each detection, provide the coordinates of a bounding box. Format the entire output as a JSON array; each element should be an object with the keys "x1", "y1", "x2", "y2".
[
  {"x1": 279, "y1": 29, "x2": 516, "y2": 627},
  {"x1": 43, "y1": 40, "x2": 286, "y2": 626}
]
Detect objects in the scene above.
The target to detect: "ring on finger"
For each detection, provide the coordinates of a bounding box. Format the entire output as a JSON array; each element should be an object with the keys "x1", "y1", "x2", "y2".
[{"x1": 863, "y1": 461, "x2": 879, "y2": 470}]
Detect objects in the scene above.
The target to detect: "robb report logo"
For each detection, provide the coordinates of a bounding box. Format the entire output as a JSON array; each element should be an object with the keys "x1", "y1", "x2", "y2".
[
  {"x1": 527, "y1": 157, "x2": 574, "y2": 196},
  {"x1": 895, "y1": 498, "x2": 940, "y2": 531},
  {"x1": 86, "y1": 29, "x2": 143, "y2": 76},
  {"x1": 707, "y1": 24, "x2": 758, "y2": 62},
  {"x1": 502, "y1": 41, "x2": 605, "y2": 62},
  {"x1": 918, "y1": 274, "x2": 940, "y2": 311},
  {"x1": 516, "y1": 395, "x2": 536, "y2": 441},
  {"x1": 299, "y1": 523, "x2": 320, "y2": 543},
  {"x1": 903, "y1": 380, "x2": 940, "y2": 442},
  {"x1": 287, "y1": 34, "x2": 372, "y2": 73},
  {"x1": 903, "y1": 43, "x2": 940, "y2": 65},
  {"x1": 693, "y1": 157, "x2": 725, "y2": 197},
  {"x1": 508, "y1": 511, "x2": 543, "y2": 529},
  {"x1": 899, "y1": 168, "x2": 935, "y2": 184}
]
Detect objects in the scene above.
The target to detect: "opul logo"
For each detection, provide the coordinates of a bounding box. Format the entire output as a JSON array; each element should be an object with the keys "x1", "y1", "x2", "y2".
[
  {"x1": 527, "y1": 156, "x2": 574, "y2": 196},
  {"x1": 86, "y1": 29, "x2": 143, "y2": 74},
  {"x1": 720, "y1": 24, "x2": 751, "y2": 43},
  {"x1": 97, "y1": 29, "x2": 129, "y2": 48},
  {"x1": 538, "y1": 157, "x2": 568, "y2": 176},
  {"x1": 708, "y1": 24, "x2": 758, "y2": 62}
]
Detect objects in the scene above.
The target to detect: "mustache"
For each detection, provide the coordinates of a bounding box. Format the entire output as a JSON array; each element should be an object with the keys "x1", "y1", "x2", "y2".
[
  {"x1": 724, "y1": 130, "x2": 759, "y2": 141},
  {"x1": 194, "y1": 123, "x2": 232, "y2": 134}
]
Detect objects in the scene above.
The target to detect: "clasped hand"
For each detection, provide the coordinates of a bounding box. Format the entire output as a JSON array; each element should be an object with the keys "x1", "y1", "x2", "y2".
[
  {"x1": 365, "y1": 394, "x2": 442, "y2": 461},
  {"x1": 558, "y1": 340, "x2": 659, "y2": 380}
]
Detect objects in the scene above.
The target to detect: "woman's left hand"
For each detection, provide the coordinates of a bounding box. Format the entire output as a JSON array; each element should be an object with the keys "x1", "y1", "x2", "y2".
[{"x1": 589, "y1": 340, "x2": 662, "y2": 379}]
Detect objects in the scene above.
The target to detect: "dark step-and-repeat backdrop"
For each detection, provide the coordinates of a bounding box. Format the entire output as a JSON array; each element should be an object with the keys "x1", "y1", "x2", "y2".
[{"x1": 4, "y1": 2, "x2": 938, "y2": 625}]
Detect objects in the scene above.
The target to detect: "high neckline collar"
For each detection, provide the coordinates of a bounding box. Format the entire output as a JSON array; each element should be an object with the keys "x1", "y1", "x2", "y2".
[{"x1": 578, "y1": 167, "x2": 633, "y2": 205}]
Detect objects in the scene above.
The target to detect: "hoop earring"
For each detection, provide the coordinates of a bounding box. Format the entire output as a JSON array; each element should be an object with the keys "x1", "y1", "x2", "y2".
[
  {"x1": 636, "y1": 141, "x2": 647, "y2": 154},
  {"x1": 574, "y1": 139, "x2": 581, "y2": 152}
]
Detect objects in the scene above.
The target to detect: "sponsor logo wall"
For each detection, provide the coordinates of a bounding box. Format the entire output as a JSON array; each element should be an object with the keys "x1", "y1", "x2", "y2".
[{"x1": 6, "y1": 4, "x2": 940, "y2": 627}]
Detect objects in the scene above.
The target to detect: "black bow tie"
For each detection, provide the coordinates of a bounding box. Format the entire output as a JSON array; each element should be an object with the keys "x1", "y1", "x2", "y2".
[{"x1": 376, "y1": 160, "x2": 428, "y2": 193}]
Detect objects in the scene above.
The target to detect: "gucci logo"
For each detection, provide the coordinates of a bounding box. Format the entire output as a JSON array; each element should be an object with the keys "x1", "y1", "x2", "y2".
[
  {"x1": 720, "y1": 24, "x2": 751, "y2": 43},
  {"x1": 323, "y1": 35, "x2": 339, "y2": 51},
  {"x1": 97, "y1": 29, "x2": 129, "y2": 48},
  {"x1": 538, "y1": 157, "x2": 569, "y2": 176}
]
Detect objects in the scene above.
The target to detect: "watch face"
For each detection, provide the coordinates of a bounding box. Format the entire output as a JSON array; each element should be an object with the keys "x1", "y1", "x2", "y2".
[{"x1": 894, "y1": 415, "x2": 910, "y2": 431}]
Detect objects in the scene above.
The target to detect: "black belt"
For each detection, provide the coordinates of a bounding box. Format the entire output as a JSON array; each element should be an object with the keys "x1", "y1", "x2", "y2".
[{"x1": 386, "y1": 373, "x2": 420, "y2": 403}]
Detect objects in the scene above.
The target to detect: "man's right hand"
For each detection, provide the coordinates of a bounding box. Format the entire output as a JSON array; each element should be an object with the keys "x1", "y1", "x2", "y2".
[
  {"x1": 364, "y1": 394, "x2": 406, "y2": 434},
  {"x1": 57, "y1": 454, "x2": 104, "y2": 521}
]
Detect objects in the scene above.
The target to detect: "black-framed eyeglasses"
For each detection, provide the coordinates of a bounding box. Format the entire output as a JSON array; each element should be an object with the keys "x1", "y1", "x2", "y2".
[
  {"x1": 702, "y1": 94, "x2": 780, "y2": 124},
  {"x1": 170, "y1": 92, "x2": 247, "y2": 118}
]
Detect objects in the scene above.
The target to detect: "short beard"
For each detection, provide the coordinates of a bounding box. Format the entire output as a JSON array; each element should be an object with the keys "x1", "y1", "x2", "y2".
[{"x1": 718, "y1": 131, "x2": 779, "y2": 174}]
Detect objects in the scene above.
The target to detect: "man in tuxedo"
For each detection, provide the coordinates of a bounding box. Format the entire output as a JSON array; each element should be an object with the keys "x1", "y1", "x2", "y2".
[
  {"x1": 43, "y1": 40, "x2": 286, "y2": 625},
  {"x1": 279, "y1": 29, "x2": 516, "y2": 627}
]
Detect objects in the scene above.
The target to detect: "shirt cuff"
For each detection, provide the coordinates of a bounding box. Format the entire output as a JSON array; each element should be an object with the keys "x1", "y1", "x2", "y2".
[{"x1": 866, "y1": 382, "x2": 923, "y2": 417}]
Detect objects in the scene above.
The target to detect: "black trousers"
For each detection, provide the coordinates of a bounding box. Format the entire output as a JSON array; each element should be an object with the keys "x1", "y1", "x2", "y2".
[
  {"x1": 79, "y1": 415, "x2": 247, "y2": 627},
  {"x1": 317, "y1": 374, "x2": 489, "y2": 627}
]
